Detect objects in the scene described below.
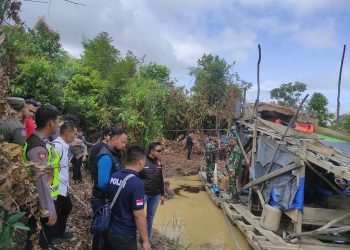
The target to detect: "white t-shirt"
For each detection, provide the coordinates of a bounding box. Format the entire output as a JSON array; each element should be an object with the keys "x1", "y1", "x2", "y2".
[{"x1": 53, "y1": 136, "x2": 70, "y2": 197}]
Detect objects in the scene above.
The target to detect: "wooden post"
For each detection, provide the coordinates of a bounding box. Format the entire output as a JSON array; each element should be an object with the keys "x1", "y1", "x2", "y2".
[
  {"x1": 249, "y1": 44, "x2": 262, "y2": 211},
  {"x1": 252, "y1": 44, "x2": 262, "y2": 169},
  {"x1": 295, "y1": 143, "x2": 306, "y2": 234},
  {"x1": 336, "y1": 45, "x2": 346, "y2": 131},
  {"x1": 255, "y1": 44, "x2": 261, "y2": 113},
  {"x1": 242, "y1": 87, "x2": 247, "y2": 118}
]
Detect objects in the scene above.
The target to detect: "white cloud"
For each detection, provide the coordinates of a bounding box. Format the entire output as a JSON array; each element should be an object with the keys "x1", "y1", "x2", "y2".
[
  {"x1": 292, "y1": 18, "x2": 337, "y2": 49},
  {"x1": 233, "y1": 0, "x2": 349, "y2": 16},
  {"x1": 19, "y1": 0, "x2": 349, "y2": 112}
]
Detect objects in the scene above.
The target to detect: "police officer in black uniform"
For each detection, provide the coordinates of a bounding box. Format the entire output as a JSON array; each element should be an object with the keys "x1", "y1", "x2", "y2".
[{"x1": 91, "y1": 128, "x2": 127, "y2": 250}]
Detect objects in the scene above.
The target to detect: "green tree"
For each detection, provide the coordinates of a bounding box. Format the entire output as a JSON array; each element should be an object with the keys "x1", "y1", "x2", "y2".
[
  {"x1": 5, "y1": 19, "x2": 67, "y2": 107},
  {"x1": 119, "y1": 77, "x2": 166, "y2": 145},
  {"x1": 163, "y1": 85, "x2": 190, "y2": 137},
  {"x1": 10, "y1": 56, "x2": 64, "y2": 107},
  {"x1": 190, "y1": 54, "x2": 246, "y2": 129},
  {"x1": 104, "y1": 51, "x2": 140, "y2": 107},
  {"x1": 190, "y1": 54, "x2": 233, "y2": 106},
  {"x1": 63, "y1": 64, "x2": 108, "y2": 133},
  {"x1": 270, "y1": 81, "x2": 307, "y2": 108},
  {"x1": 30, "y1": 18, "x2": 61, "y2": 60},
  {"x1": 308, "y1": 92, "x2": 332, "y2": 127},
  {"x1": 139, "y1": 62, "x2": 170, "y2": 84},
  {"x1": 339, "y1": 114, "x2": 350, "y2": 132},
  {"x1": 81, "y1": 32, "x2": 119, "y2": 79}
]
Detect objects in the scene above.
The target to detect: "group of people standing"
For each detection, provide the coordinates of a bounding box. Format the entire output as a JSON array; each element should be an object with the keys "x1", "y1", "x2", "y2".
[
  {"x1": 90, "y1": 129, "x2": 165, "y2": 250},
  {"x1": 0, "y1": 97, "x2": 166, "y2": 250},
  {"x1": 204, "y1": 135, "x2": 242, "y2": 198}
]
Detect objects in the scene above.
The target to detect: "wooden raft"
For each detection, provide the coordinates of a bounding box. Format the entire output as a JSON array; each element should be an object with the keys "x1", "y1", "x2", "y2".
[{"x1": 199, "y1": 171, "x2": 350, "y2": 250}]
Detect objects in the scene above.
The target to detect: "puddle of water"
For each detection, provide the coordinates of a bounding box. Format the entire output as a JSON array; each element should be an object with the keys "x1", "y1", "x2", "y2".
[{"x1": 153, "y1": 175, "x2": 250, "y2": 250}]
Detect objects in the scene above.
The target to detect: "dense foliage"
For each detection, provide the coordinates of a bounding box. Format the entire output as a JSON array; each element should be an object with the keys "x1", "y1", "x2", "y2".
[
  {"x1": 5, "y1": 19, "x2": 247, "y2": 143},
  {"x1": 270, "y1": 81, "x2": 307, "y2": 108},
  {"x1": 308, "y1": 92, "x2": 334, "y2": 127}
]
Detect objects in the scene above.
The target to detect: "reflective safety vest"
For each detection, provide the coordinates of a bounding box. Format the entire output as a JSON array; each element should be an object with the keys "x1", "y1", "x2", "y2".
[{"x1": 23, "y1": 141, "x2": 61, "y2": 198}]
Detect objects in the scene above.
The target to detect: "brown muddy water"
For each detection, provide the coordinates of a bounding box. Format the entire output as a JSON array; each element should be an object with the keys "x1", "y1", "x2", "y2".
[{"x1": 154, "y1": 175, "x2": 250, "y2": 250}]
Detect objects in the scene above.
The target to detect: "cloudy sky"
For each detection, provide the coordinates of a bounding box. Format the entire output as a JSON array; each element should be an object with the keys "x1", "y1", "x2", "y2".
[{"x1": 21, "y1": 0, "x2": 350, "y2": 113}]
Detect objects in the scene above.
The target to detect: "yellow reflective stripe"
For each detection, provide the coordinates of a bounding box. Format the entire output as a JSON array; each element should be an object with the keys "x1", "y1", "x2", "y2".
[
  {"x1": 48, "y1": 144, "x2": 61, "y2": 197},
  {"x1": 23, "y1": 143, "x2": 28, "y2": 162}
]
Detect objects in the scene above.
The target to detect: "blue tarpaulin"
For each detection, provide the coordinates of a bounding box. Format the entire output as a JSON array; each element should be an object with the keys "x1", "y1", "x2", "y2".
[{"x1": 255, "y1": 136, "x2": 304, "y2": 210}]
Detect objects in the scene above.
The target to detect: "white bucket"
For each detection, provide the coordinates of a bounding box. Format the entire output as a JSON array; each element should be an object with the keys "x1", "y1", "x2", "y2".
[{"x1": 260, "y1": 204, "x2": 282, "y2": 232}]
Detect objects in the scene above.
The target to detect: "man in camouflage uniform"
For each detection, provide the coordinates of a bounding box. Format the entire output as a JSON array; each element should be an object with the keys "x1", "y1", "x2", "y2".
[
  {"x1": 225, "y1": 139, "x2": 242, "y2": 196},
  {"x1": 204, "y1": 138, "x2": 216, "y2": 183}
]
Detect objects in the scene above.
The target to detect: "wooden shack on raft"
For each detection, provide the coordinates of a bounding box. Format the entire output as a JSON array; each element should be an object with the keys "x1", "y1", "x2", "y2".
[{"x1": 201, "y1": 102, "x2": 350, "y2": 250}]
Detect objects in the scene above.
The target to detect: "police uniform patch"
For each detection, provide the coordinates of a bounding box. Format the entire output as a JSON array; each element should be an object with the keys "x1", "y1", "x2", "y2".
[{"x1": 38, "y1": 151, "x2": 47, "y2": 161}]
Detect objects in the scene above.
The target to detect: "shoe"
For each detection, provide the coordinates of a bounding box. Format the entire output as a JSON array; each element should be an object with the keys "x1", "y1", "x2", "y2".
[
  {"x1": 43, "y1": 244, "x2": 59, "y2": 250},
  {"x1": 48, "y1": 245, "x2": 59, "y2": 250}
]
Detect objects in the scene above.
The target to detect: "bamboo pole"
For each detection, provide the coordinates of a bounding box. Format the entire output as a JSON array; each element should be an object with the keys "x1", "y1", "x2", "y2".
[{"x1": 336, "y1": 45, "x2": 346, "y2": 131}]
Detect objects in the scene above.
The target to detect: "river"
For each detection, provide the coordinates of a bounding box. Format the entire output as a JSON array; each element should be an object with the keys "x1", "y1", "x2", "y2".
[{"x1": 153, "y1": 175, "x2": 250, "y2": 250}]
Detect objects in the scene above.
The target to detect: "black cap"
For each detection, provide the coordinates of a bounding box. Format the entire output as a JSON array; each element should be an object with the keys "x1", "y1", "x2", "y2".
[
  {"x1": 7, "y1": 97, "x2": 25, "y2": 111},
  {"x1": 25, "y1": 98, "x2": 41, "y2": 107}
]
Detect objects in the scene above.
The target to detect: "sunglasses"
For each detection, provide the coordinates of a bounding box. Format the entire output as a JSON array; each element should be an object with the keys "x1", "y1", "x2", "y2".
[{"x1": 155, "y1": 149, "x2": 162, "y2": 153}]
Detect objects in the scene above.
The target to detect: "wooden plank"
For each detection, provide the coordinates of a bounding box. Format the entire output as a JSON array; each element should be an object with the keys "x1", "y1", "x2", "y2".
[
  {"x1": 246, "y1": 231, "x2": 262, "y2": 250},
  {"x1": 237, "y1": 220, "x2": 255, "y2": 232},
  {"x1": 232, "y1": 212, "x2": 243, "y2": 220},
  {"x1": 257, "y1": 241, "x2": 299, "y2": 250},
  {"x1": 236, "y1": 220, "x2": 249, "y2": 232},
  {"x1": 306, "y1": 153, "x2": 350, "y2": 180},
  {"x1": 303, "y1": 207, "x2": 350, "y2": 227},
  {"x1": 239, "y1": 163, "x2": 300, "y2": 191},
  {"x1": 307, "y1": 143, "x2": 335, "y2": 156},
  {"x1": 284, "y1": 209, "x2": 299, "y2": 223},
  {"x1": 230, "y1": 203, "x2": 286, "y2": 244},
  {"x1": 253, "y1": 235, "x2": 267, "y2": 241}
]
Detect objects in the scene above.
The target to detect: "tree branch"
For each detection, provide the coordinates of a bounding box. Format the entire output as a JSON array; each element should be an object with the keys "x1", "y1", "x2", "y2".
[{"x1": 62, "y1": 0, "x2": 87, "y2": 6}]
